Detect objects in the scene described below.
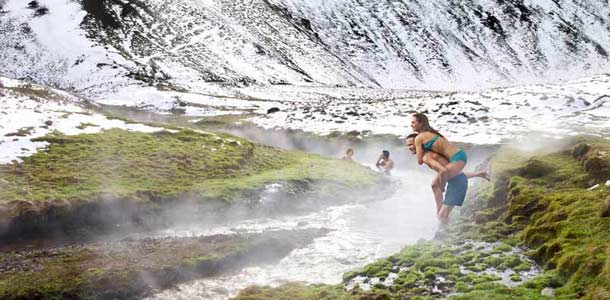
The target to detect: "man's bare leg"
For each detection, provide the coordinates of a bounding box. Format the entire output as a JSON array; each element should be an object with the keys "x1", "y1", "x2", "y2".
[
  {"x1": 431, "y1": 174, "x2": 443, "y2": 213},
  {"x1": 432, "y1": 187, "x2": 443, "y2": 214},
  {"x1": 438, "y1": 205, "x2": 454, "y2": 224},
  {"x1": 463, "y1": 171, "x2": 490, "y2": 181}
]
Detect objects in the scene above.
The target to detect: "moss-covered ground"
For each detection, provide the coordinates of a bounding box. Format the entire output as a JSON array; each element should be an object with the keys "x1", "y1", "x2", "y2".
[
  {"x1": 233, "y1": 137, "x2": 610, "y2": 300},
  {"x1": 0, "y1": 128, "x2": 376, "y2": 205},
  {"x1": 0, "y1": 229, "x2": 326, "y2": 300},
  {"x1": 0, "y1": 126, "x2": 379, "y2": 241}
]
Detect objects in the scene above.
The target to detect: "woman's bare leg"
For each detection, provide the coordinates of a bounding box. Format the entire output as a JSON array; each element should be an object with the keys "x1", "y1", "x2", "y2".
[
  {"x1": 464, "y1": 171, "x2": 490, "y2": 181},
  {"x1": 438, "y1": 161, "x2": 466, "y2": 191}
]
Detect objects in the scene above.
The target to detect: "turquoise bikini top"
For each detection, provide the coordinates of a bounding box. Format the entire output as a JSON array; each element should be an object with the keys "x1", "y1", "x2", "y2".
[{"x1": 423, "y1": 134, "x2": 440, "y2": 152}]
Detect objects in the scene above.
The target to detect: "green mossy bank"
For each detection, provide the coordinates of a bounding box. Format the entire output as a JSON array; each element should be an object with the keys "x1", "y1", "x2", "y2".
[
  {"x1": 234, "y1": 137, "x2": 610, "y2": 300},
  {"x1": 0, "y1": 128, "x2": 379, "y2": 240},
  {"x1": 0, "y1": 229, "x2": 327, "y2": 300}
]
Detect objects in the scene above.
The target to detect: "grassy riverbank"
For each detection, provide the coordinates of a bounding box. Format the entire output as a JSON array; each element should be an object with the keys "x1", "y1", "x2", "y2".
[
  {"x1": 0, "y1": 229, "x2": 327, "y2": 300},
  {"x1": 0, "y1": 127, "x2": 378, "y2": 239},
  {"x1": 0, "y1": 128, "x2": 377, "y2": 203},
  {"x1": 234, "y1": 137, "x2": 610, "y2": 300}
]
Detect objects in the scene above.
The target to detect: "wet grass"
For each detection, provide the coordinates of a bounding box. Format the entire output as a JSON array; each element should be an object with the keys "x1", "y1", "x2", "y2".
[
  {"x1": 339, "y1": 241, "x2": 538, "y2": 298},
  {"x1": 0, "y1": 128, "x2": 377, "y2": 207},
  {"x1": 448, "y1": 138, "x2": 610, "y2": 299}
]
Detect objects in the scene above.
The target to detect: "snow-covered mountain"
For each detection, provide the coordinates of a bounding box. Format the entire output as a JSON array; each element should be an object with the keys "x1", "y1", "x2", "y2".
[
  {"x1": 1, "y1": 0, "x2": 609, "y2": 96},
  {"x1": 1, "y1": 0, "x2": 610, "y2": 144}
]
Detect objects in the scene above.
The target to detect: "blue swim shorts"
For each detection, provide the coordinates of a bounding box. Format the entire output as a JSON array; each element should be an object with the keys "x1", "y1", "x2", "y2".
[{"x1": 444, "y1": 173, "x2": 468, "y2": 207}]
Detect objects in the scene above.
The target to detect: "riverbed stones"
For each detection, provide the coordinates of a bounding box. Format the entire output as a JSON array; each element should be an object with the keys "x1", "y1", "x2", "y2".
[{"x1": 267, "y1": 107, "x2": 280, "y2": 114}]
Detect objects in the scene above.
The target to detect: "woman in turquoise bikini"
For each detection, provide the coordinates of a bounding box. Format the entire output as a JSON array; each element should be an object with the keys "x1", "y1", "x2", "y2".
[{"x1": 411, "y1": 113, "x2": 468, "y2": 222}]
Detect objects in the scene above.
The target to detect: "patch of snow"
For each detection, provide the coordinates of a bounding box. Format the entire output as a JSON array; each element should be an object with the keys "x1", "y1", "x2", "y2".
[{"x1": 0, "y1": 77, "x2": 171, "y2": 163}]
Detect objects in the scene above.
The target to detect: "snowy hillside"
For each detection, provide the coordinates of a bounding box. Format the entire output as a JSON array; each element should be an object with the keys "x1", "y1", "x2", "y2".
[
  {"x1": 1, "y1": 0, "x2": 609, "y2": 97},
  {"x1": 248, "y1": 74, "x2": 610, "y2": 144},
  {"x1": 1, "y1": 0, "x2": 609, "y2": 144}
]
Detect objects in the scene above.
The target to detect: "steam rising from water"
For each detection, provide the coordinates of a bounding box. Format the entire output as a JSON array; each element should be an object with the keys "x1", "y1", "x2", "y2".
[
  {"x1": 146, "y1": 169, "x2": 442, "y2": 300},
  {"x1": 140, "y1": 125, "x2": 496, "y2": 300}
]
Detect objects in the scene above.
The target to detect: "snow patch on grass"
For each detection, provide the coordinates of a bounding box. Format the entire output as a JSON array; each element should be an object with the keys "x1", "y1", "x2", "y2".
[{"x1": 0, "y1": 77, "x2": 171, "y2": 163}]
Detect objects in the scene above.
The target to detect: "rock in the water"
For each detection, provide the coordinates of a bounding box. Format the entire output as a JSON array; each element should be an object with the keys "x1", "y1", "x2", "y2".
[
  {"x1": 601, "y1": 195, "x2": 610, "y2": 218},
  {"x1": 541, "y1": 287, "x2": 555, "y2": 297},
  {"x1": 267, "y1": 107, "x2": 280, "y2": 114},
  {"x1": 44, "y1": 120, "x2": 53, "y2": 126}
]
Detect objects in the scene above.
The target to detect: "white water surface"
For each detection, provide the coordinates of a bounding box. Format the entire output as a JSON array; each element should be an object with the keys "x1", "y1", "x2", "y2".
[{"x1": 145, "y1": 170, "x2": 452, "y2": 300}]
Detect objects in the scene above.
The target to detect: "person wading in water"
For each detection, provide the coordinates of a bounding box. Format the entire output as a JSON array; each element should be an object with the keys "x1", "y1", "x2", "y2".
[
  {"x1": 342, "y1": 148, "x2": 354, "y2": 161},
  {"x1": 375, "y1": 150, "x2": 394, "y2": 175}
]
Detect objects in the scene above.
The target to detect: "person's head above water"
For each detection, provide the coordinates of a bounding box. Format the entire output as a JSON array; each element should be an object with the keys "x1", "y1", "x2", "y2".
[
  {"x1": 343, "y1": 148, "x2": 354, "y2": 160},
  {"x1": 411, "y1": 113, "x2": 443, "y2": 137},
  {"x1": 405, "y1": 133, "x2": 418, "y2": 154},
  {"x1": 382, "y1": 150, "x2": 390, "y2": 159}
]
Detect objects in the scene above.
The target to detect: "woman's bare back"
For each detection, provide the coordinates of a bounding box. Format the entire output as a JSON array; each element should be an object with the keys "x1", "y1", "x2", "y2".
[{"x1": 416, "y1": 131, "x2": 460, "y2": 160}]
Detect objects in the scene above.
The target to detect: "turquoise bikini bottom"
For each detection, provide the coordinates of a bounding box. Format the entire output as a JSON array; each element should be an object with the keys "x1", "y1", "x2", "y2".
[{"x1": 449, "y1": 149, "x2": 467, "y2": 163}]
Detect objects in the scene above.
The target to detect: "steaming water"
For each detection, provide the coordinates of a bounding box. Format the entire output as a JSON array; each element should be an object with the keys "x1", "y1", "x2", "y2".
[{"x1": 146, "y1": 170, "x2": 441, "y2": 300}]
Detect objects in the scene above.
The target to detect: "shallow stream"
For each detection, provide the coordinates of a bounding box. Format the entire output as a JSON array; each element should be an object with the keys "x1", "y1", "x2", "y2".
[{"x1": 146, "y1": 170, "x2": 441, "y2": 299}]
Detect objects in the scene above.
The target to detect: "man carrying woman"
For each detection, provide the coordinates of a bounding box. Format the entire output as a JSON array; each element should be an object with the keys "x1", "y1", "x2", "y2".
[{"x1": 407, "y1": 113, "x2": 487, "y2": 223}]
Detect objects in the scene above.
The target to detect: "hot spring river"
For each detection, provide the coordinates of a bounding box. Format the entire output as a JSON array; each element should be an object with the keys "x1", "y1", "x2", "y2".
[{"x1": 145, "y1": 170, "x2": 440, "y2": 300}]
